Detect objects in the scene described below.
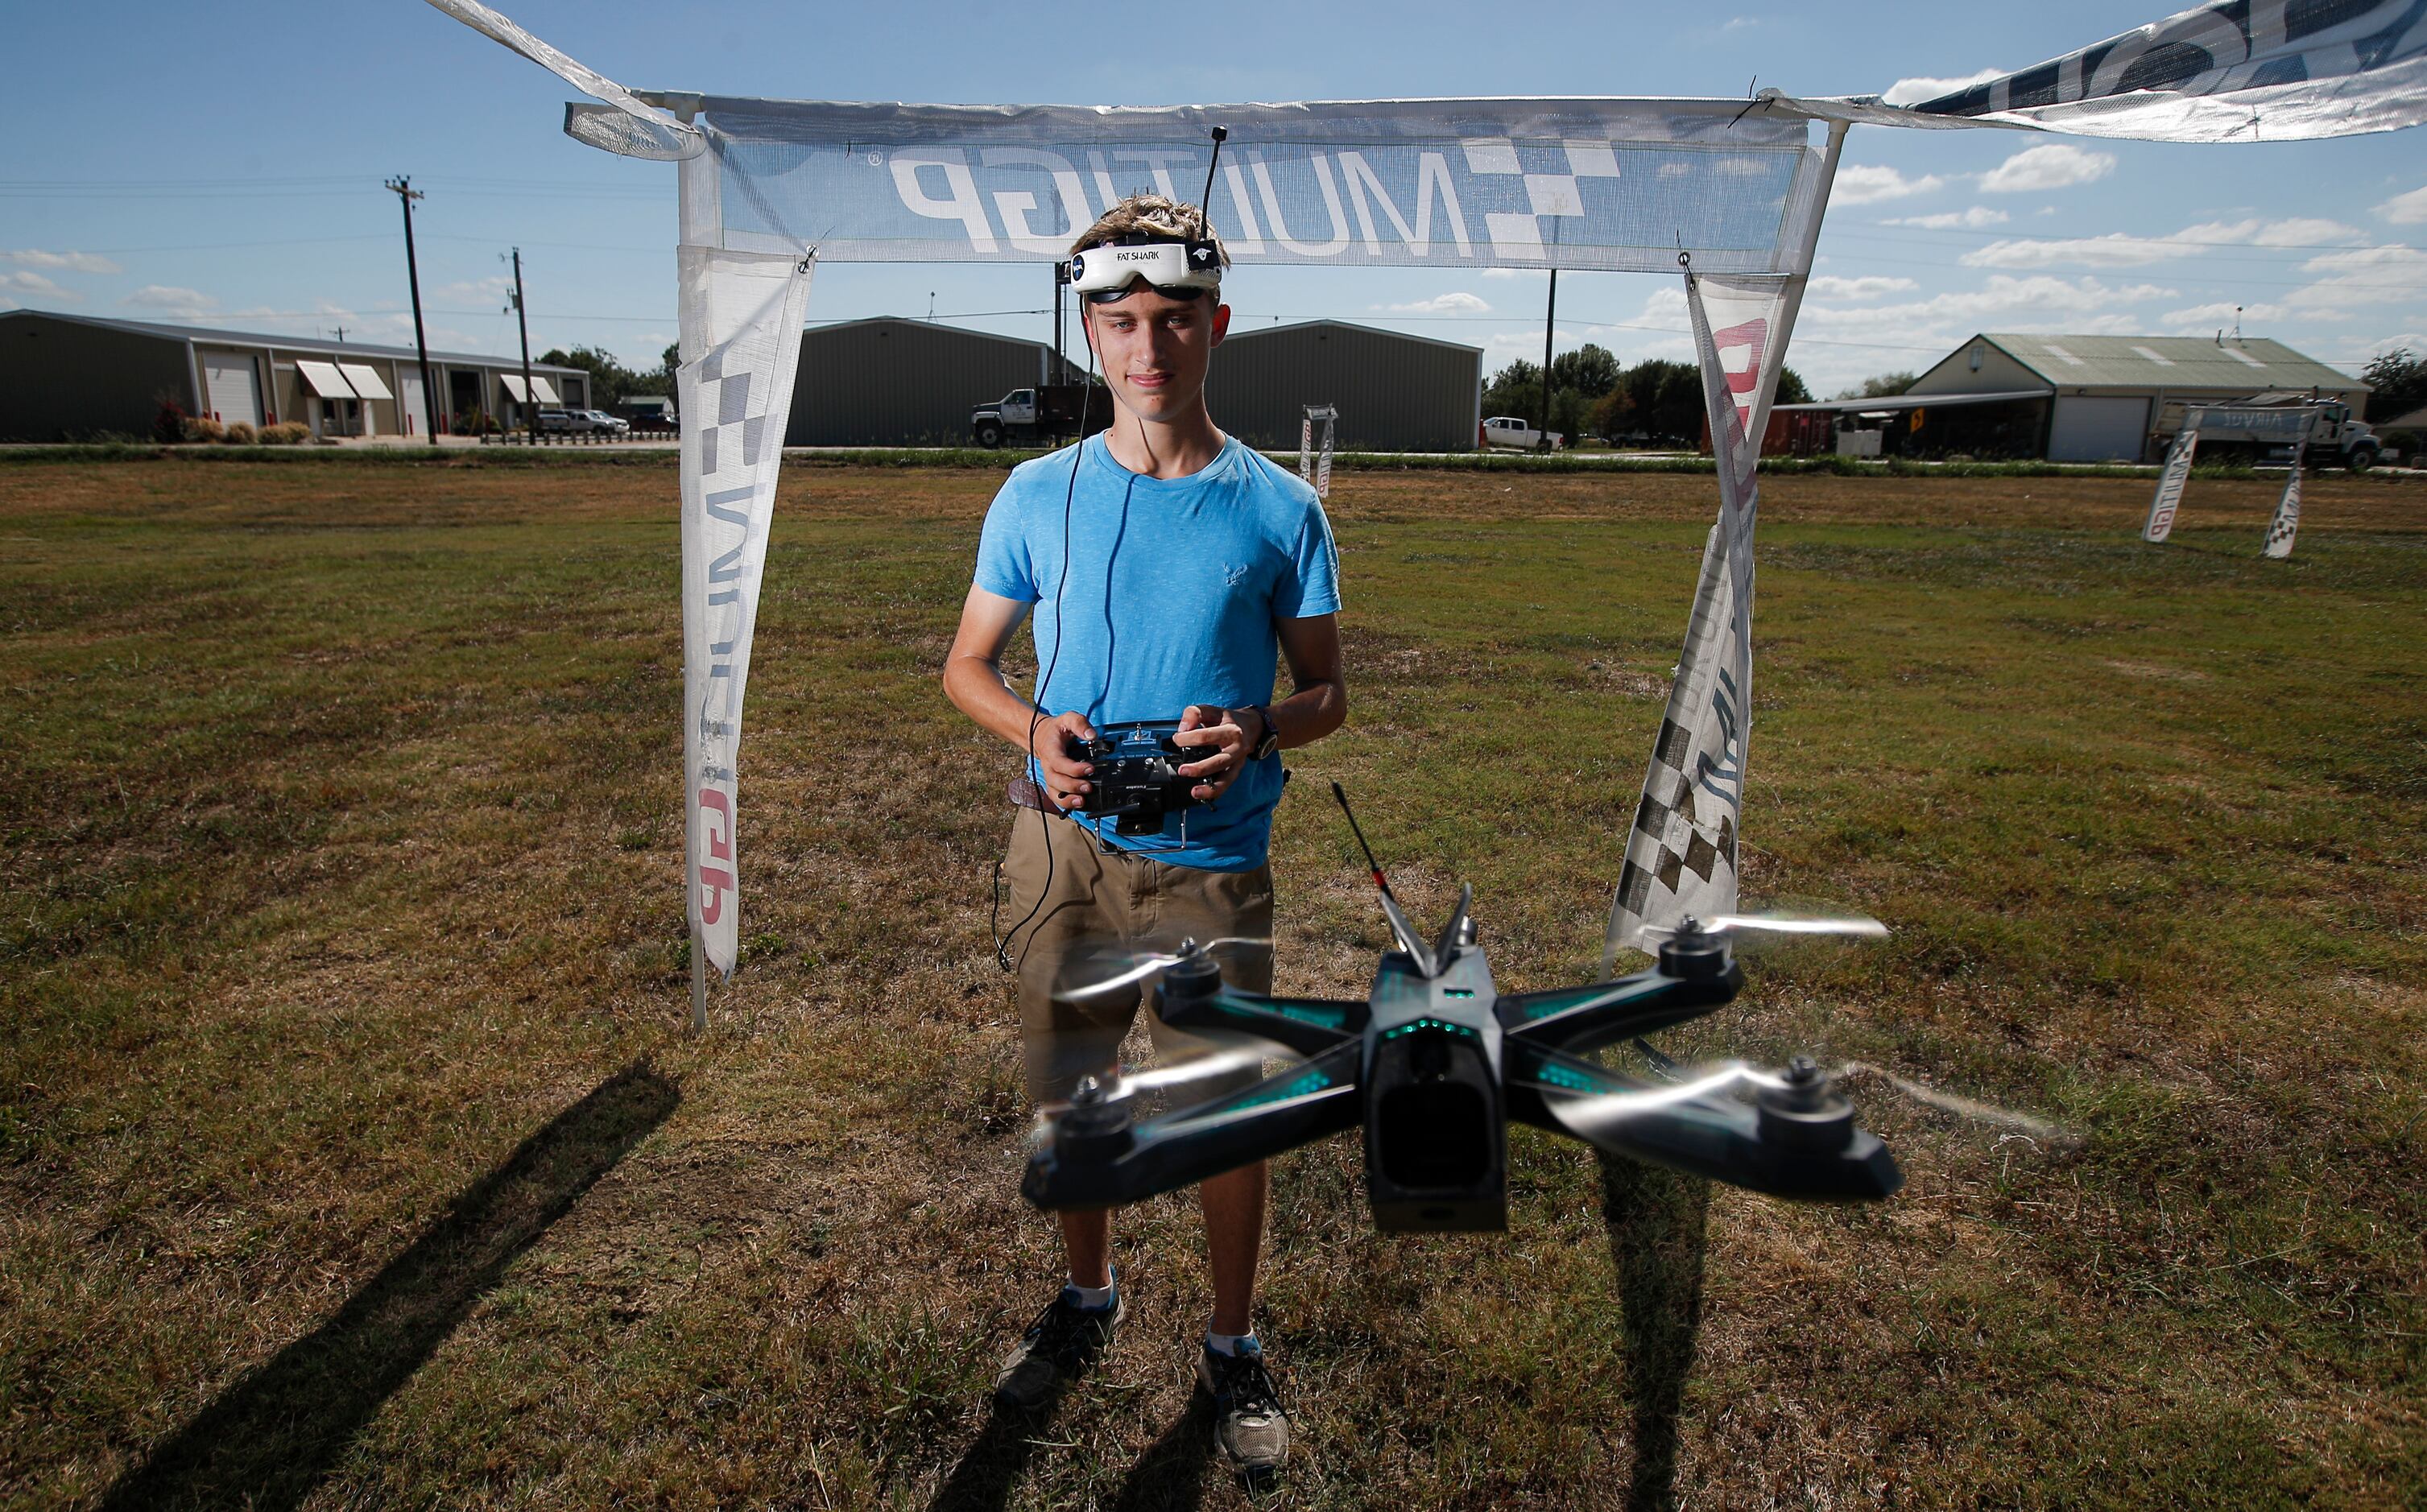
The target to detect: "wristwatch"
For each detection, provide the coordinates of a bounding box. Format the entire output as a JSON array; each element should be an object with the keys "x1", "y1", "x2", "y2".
[{"x1": 1248, "y1": 704, "x2": 1282, "y2": 761}]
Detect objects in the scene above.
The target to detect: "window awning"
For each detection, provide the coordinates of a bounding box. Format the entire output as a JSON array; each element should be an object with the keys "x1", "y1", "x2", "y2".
[
  {"x1": 530, "y1": 374, "x2": 562, "y2": 404},
  {"x1": 499, "y1": 373, "x2": 530, "y2": 402},
  {"x1": 296, "y1": 360, "x2": 357, "y2": 399},
  {"x1": 337, "y1": 363, "x2": 393, "y2": 401}
]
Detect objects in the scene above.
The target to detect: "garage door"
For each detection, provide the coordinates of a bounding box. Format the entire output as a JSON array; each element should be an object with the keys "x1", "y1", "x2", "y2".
[
  {"x1": 2048, "y1": 395, "x2": 2149, "y2": 462},
  {"x1": 202, "y1": 352, "x2": 262, "y2": 428}
]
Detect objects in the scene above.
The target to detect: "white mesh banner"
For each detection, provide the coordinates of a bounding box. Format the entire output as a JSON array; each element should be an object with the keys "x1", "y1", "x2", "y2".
[
  {"x1": 2263, "y1": 418, "x2": 2313, "y2": 560},
  {"x1": 1300, "y1": 405, "x2": 1338, "y2": 499},
  {"x1": 1606, "y1": 269, "x2": 1776, "y2": 964},
  {"x1": 664, "y1": 97, "x2": 1833, "y2": 273},
  {"x1": 679, "y1": 246, "x2": 814, "y2": 978},
  {"x1": 2144, "y1": 419, "x2": 2202, "y2": 543}
]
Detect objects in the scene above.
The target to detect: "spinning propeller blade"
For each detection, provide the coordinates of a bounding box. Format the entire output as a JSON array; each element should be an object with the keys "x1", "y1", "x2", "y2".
[
  {"x1": 1022, "y1": 1032, "x2": 1305, "y2": 1153},
  {"x1": 1544, "y1": 1047, "x2": 2073, "y2": 1151},
  {"x1": 1613, "y1": 901, "x2": 1888, "y2": 973},
  {"x1": 1055, "y1": 936, "x2": 1272, "y2": 1002}
]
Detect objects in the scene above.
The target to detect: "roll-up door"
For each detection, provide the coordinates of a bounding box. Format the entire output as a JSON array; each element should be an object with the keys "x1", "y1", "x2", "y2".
[
  {"x1": 2048, "y1": 396, "x2": 2150, "y2": 462},
  {"x1": 202, "y1": 352, "x2": 263, "y2": 427}
]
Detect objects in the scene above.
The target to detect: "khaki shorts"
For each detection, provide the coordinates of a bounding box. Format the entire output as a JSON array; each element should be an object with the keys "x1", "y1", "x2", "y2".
[{"x1": 1002, "y1": 808, "x2": 1274, "y2": 1105}]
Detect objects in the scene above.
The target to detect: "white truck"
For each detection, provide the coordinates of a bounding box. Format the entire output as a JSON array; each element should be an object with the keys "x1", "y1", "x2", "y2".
[
  {"x1": 1480, "y1": 415, "x2": 1564, "y2": 451},
  {"x1": 970, "y1": 384, "x2": 1106, "y2": 448},
  {"x1": 2152, "y1": 393, "x2": 2383, "y2": 470}
]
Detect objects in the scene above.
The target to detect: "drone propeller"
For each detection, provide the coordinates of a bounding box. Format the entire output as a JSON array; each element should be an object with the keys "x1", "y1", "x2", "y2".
[
  {"x1": 1609, "y1": 902, "x2": 1887, "y2": 974},
  {"x1": 1055, "y1": 936, "x2": 1272, "y2": 1002},
  {"x1": 1544, "y1": 1051, "x2": 2073, "y2": 1150},
  {"x1": 1022, "y1": 1034, "x2": 1304, "y2": 1155}
]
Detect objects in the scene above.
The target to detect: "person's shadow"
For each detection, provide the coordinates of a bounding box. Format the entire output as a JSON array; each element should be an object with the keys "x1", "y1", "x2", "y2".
[
  {"x1": 1598, "y1": 1153, "x2": 1711, "y2": 1512},
  {"x1": 103, "y1": 1062, "x2": 680, "y2": 1511},
  {"x1": 928, "y1": 1387, "x2": 1215, "y2": 1512}
]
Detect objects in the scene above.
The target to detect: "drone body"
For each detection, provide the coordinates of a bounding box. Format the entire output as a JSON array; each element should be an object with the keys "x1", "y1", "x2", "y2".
[{"x1": 1021, "y1": 885, "x2": 1903, "y2": 1232}]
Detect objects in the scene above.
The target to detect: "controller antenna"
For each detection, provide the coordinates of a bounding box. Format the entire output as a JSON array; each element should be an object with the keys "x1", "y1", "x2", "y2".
[{"x1": 1331, "y1": 781, "x2": 1439, "y2": 975}]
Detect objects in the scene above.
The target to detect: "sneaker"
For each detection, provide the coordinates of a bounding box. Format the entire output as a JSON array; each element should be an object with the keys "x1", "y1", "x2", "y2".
[
  {"x1": 1197, "y1": 1340, "x2": 1290, "y2": 1478},
  {"x1": 990, "y1": 1287, "x2": 1123, "y2": 1415}
]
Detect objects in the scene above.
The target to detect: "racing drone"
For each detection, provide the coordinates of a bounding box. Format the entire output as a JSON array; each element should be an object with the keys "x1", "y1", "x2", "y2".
[{"x1": 1023, "y1": 786, "x2": 1904, "y2": 1231}]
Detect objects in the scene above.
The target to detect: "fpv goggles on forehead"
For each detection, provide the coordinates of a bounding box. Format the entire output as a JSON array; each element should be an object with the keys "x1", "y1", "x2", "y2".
[{"x1": 1069, "y1": 235, "x2": 1223, "y2": 304}]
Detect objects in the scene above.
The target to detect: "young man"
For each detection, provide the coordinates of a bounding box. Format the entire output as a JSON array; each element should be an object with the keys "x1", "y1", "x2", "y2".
[{"x1": 941, "y1": 193, "x2": 1346, "y2": 1475}]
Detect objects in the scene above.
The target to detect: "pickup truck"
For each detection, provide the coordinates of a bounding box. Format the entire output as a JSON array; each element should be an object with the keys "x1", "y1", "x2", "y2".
[
  {"x1": 1481, "y1": 415, "x2": 1564, "y2": 451},
  {"x1": 972, "y1": 384, "x2": 1112, "y2": 448}
]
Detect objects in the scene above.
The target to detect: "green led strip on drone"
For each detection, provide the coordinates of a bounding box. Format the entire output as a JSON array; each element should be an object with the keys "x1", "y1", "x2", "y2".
[
  {"x1": 1230, "y1": 1068, "x2": 1334, "y2": 1110},
  {"x1": 1379, "y1": 1018, "x2": 1480, "y2": 1042}
]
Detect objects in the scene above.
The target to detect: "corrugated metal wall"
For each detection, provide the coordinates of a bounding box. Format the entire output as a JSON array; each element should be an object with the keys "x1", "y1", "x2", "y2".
[
  {"x1": 788, "y1": 318, "x2": 1073, "y2": 445},
  {"x1": 0, "y1": 313, "x2": 192, "y2": 442},
  {"x1": 1205, "y1": 322, "x2": 1480, "y2": 452}
]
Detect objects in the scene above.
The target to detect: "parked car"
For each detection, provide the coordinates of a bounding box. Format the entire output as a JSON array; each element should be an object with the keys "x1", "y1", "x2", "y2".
[
  {"x1": 537, "y1": 407, "x2": 630, "y2": 436},
  {"x1": 1481, "y1": 415, "x2": 1564, "y2": 450}
]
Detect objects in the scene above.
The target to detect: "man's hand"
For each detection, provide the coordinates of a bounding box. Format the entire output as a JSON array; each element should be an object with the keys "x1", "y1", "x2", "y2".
[
  {"x1": 1028, "y1": 711, "x2": 1100, "y2": 811},
  {"x1": 1173, "y1": 704, "x2": 1261, "y2": 803}
]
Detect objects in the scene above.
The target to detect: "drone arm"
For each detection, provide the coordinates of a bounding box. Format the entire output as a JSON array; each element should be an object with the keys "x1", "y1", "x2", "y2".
[
  {"x1": 1503, "y1": 1041, "x2": 1901, "y2": 1203},
  {"x1": 1496, "y1": 963, "x2": 1743, "y2": 1058},
  {"x1": 1157, "y1": 986, "x2": 1363, "y2": 1060},
  {"x1": 1023, "y1": 1043, "x2": 1362, "y2": 1210}
]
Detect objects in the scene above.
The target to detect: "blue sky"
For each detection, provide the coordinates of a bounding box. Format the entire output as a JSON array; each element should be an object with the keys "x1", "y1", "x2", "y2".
[{"x1": 7, "y1": 0, "x2": 2423, "y2": 395}]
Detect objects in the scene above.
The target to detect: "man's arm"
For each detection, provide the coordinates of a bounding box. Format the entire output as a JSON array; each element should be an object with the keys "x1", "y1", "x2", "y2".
[
  {"x1": 1174, "y1": 611, "x2": 1348, "y2": 801},
  {"x1": 942, "y1": 584, "x2": 1098, "y2": 810}
]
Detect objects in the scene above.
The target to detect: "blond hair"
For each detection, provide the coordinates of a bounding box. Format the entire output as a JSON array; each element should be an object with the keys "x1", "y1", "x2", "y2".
[{"x1": 1069, "y1": 193, "x2": 1230, "y2": 267}]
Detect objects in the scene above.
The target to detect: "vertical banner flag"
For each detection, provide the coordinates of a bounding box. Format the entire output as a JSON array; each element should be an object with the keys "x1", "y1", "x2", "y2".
[
  {"x1": 680, "y1": 244, "x2": 815, "y2": 978},
  {"x1": 2144, "y1": 411, "x2": 2202, "y2": 543},
  {"x1": 1300, "y1": 405, "x2": 1338, "y2": 500},
  {"x1": 1606, "y1": 270, "x2": 1782, "y2": 967},
  {"x1": 2262, "y1": 411, "x2": 2313, "y2": 560}
]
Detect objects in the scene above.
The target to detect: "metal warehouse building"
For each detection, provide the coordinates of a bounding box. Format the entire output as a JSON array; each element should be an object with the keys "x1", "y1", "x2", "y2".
[
  {"x1": 1205, "y1": 320, "x2": 1481, "y2": 452},
  {"x1": 1905, "y1": 332, "x2": 2367, "y2": 463},
  {"x1": 0, "y1": 310, "x2": 591, "y2": 443},
  {"x1": 788, "y1": 317, "x2": 1083, "y2": 446}
]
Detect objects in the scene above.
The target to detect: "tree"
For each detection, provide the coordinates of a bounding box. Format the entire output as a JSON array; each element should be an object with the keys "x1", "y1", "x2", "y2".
[
  {"x1": 661, "y1": 342, "x2": 681, "y2": 393},
  {"x1": 2362, "y1": 347, "x2": 2427, "y2": 422},
  {"x1": 1775, "y1": 366, "x2": 1813, "y2": 405},
  {"x1": 1830, "y1": 370, "x2": 1917, "y2": 401},
  {"x1": 1550, "y1": 342, "x2": 1621, "y2": 399},
  {"x1": 1482, "y1": 358, "x2": 1541, "y2": 419}
]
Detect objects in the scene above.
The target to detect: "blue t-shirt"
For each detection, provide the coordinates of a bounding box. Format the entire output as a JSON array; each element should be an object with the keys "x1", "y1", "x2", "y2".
[{"x1": 975, "y1": 433, "x2": 1341, "y2": 870}]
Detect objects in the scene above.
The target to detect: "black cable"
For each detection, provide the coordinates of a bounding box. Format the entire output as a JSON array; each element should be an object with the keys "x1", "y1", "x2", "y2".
[{"x1": 994, "y1": 324, "x2": 1096, "y2": 971}]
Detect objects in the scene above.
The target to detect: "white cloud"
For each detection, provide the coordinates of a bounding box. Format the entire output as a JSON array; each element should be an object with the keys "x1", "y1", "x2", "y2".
[
  {"x1": 1834, "y1": 163, "x2": 1947, "y2": 205},
  {"x1": 432, "y1": 275, "x2": 513, "y2": 304},
  {"x1": 1, "y1": 270, "x2": 76, "y2": 301},
  {"x1": 1481, "y1": 266, "x2": 1547, "y2": 281},
  {"x1": 1963, "y1": 233, "x2": 2197, "y2": 270},
  {"x1": 1806, "y1": 275, "x2": 1919, "y2": 300},
  {"x1": 123, "y1": 284, "x2": 217, "y2": 312},
  {"x1": 1978, "y1": 143, "x2": 2115, "y2": 193},
  {"x1": 1384, "y1": 291, "x2": 1490, "y2": 315},
  {"x1": 4, "y1": 249, "x2": 122, "y2": 275},
  {"x1": 1722, "y1": 16, "x2": 1758, "y2": 31},
  {"x1": 2375, "y1": 185, "x2": 2427, "y2": 225},
  {"x1": 2159, "y1": 301, "x2": 2288, "y2": 330},
  {"x1": 2281, "y1": 244, "x2": 2427, "y2": 320},
  {"x1": 1883, "y1": 206, "x2": 2010, "y2": 229},
  {"x1": 1879, "y1": 68, "x2": 2005, "y2": 108},
  {"x1": 1961, "y1": 216, "x2": 2368, "y2": 270}
]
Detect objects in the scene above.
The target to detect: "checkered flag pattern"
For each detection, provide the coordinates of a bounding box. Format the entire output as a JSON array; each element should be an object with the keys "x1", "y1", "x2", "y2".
[
  {"x1": 1606, "y1": 270, "x2": 1772, "y2": 969},
  {"x1": 1459, "y1": 137, "x2": 1624, "y2": 262},
  {"x1": 2262, "y1": 432, "x2": 2307, "y2": 560}
]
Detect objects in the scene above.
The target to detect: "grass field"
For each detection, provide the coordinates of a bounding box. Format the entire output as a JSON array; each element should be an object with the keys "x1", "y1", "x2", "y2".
[{"x1": 2, "y1": 457, "x2": 2421, "y2": 1510}]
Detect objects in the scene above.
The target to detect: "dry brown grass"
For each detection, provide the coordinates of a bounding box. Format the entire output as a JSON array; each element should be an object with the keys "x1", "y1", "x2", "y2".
[{"x1": 2, "y1": 457, "x2": 2421, "y2": 1510}]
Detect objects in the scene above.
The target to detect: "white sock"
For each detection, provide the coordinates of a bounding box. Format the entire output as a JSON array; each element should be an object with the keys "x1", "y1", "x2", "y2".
[
  {"x1": 1205, "y1": 1329, "x2": 1258, "y2": 1357},
  {"x1": 1065, "y1": 1274, "x2": 1116, "y2": 1310}
]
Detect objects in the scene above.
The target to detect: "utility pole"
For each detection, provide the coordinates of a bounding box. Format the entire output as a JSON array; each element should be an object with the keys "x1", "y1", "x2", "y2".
[
  {"x1": 385, "y1": 176, "x2": 440, "y2": 444},
  {"x1": 1539, "y1": 267, "x2": 1558, "y2": 452},
  {"x1": 506, "y1": 247, "x2": 537, "y2": 445}
]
